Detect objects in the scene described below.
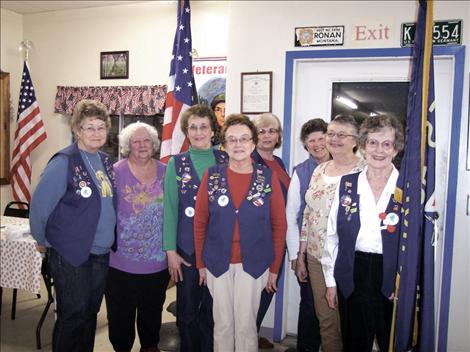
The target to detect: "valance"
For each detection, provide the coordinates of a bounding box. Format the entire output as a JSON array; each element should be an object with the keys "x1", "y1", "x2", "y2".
[{"x1": 54, "y1": 85, "x2": 167, "y2": 116}]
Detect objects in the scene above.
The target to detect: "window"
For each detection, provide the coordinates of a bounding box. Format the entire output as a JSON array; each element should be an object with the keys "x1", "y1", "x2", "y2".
[{"x1": 101, "y1": 114, "x2": 163, "y2": 162}]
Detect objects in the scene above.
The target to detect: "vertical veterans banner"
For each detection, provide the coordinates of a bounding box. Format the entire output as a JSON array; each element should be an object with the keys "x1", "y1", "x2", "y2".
[
  {"x1": 390, "y1": 0, "x2": 437, "y2": 351},
  {"x1": 193, "y1": 57, "x2": 226, "y2": 107}
]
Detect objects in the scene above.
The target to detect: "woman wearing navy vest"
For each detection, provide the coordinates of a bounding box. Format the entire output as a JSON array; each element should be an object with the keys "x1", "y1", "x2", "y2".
[
  {"x1": 322, "y1": 115, "x2": 405, "y2": 352},
  {"x1": 297, "y1": 115, "x2": 366, "y2": 352},
  {"x1": 285, "y1": 118, "x2": 330, "y2": 352},
  {"x1": 194, "y1": 114, "x2": 287, "y2": 351},
  {"x1": 251, "y1": 112, "x2": 290, "y2": 349},
  {"x1": 162, "y1": 104, "x2": 227, "y2": 352},
  {"x1": 30, "y1": 100, "x2": 116, "y2": 352}
]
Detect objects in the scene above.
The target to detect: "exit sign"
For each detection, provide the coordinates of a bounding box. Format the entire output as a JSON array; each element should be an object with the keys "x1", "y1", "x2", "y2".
[{"x1": 401, "y1": 20, "x2": 462, "y2": 47}]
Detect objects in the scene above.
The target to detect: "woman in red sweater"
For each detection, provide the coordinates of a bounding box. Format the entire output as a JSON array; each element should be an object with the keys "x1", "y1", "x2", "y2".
[{"x1": 194, "y1": 114, "x2": 287, "y2": 352}]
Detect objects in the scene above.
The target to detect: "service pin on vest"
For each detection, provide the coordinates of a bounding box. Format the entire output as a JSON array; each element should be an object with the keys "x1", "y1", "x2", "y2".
[
  {"x1": 218, "y1": 195, "x2": 229, "y2": 207},
  {"x1": 81, "y1": 186, "x2": 92, "y2": 198},
  {"x1": 185, "y1": 206, "x2": 195, "y2": 217}
]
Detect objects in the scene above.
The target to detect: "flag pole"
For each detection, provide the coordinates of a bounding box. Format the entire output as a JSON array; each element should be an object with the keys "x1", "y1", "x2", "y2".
[
  {"x1": 19, "y1": 40, "x2": 34, "y2": 62},
  {"x1": 389, "y1": 273, "x2": 400, "y2": 352}
]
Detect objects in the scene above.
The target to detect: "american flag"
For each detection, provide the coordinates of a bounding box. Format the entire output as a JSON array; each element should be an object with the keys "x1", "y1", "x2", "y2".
[
  {"x1": 10, "y1": 62, "x2": 47, "y2": 204},
  {"x1": 160, "y1": 0, "x2": 195, "y2": 163}
]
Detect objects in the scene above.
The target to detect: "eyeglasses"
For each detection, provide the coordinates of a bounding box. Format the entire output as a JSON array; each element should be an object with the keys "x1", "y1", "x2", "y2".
[
  {"x1": 80, "y1": 126, "x2": 107, "y2": 134},
  {"x1": 326, "y1": 131, "x2": 357, "y2": 139},
  {"x1": 188, "y1": 124, "x2": 210, "y2": 133},
  {"x1": 258, "y1": 128, "x2": 279, "y2": 135},
  {"x1": 365, "y1": 138, "x2": 395, "y2": 151},
  {"x1": 225, "y1": 135, "x2": 253, "y2": 146}
]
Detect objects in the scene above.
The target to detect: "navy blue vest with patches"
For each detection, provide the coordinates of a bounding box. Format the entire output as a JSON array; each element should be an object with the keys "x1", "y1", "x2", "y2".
[
  {"x1": 203, "y1": 163, "x2": 274, "y2": 279},
  {"x1": 45, "y1": 143, "x2": 116, "y2": 267},
  {"x1": 293, "y1": 156, "x2": 318, "y2": 232},
  {"x1": 334, "y1": 172, "x2": 400, "y2": 299},
  {"x1": 174, "y1": 150, "x2": 227, "y2": 257}
]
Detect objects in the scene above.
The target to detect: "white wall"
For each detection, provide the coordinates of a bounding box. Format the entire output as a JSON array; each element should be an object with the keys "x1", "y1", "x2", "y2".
[{"x1": 0, "y1": 8, "x2": 23, "y2": 210}]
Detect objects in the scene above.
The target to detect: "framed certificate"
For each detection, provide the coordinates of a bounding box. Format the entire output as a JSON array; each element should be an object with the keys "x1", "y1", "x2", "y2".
[{"x1": 241, "y1": 71, "x2": 272, "y2": 114}]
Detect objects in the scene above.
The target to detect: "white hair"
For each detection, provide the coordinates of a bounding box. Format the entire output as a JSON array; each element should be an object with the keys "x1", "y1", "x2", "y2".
[{"x1": 118, "y1": 121, "x2": 160, "y2": 158}]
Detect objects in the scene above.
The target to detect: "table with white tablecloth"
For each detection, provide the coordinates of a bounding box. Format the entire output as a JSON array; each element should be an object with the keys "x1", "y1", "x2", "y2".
[{"x1": 1, "y1": 216, "x2": 42, "y2": 294}]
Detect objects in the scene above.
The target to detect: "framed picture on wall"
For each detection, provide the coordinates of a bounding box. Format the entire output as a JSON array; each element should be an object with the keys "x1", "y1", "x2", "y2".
[
  {"x1": 241, "y1": 71, "x2": 272, "y2": 114},
  {"x1": 100, "y1": 51, "x2": 129, "y2": 79}
]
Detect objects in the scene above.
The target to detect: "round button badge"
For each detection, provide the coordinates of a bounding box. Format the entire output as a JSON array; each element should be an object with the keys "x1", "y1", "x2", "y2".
[
  {"x1": 218, "y1": 195, "x2": 229, "y2": 207},
  {"x1": 185, "y1": 207, "x2": 195, "y2": 217},
  {"x1": 184, "y1": 207, "x2": 194, "y2": 218},
  {"x1": 81, "y1": 186, "x2": 92, "y2": 198}
]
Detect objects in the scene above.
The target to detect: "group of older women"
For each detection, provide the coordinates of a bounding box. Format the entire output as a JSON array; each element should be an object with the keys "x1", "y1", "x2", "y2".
[{"x1": 29, "y1": 97, "x2": 404, "y2": 352}]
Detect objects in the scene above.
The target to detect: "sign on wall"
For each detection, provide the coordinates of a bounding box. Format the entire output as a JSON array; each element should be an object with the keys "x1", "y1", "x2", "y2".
[
  {"x1": 294, "y1": 26, "x2": 344, "y2": 47},
  {"x1": 401, "y1": 20, "x2": 462, "y2": 47},
  {"x1": 192, "y1": 57, "x2": 226, "y2": 107}
]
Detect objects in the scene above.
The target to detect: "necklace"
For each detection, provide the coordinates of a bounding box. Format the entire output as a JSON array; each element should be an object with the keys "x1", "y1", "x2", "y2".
[{"x1": 82, "y1": 151, "x2": 112, "y2": 196}]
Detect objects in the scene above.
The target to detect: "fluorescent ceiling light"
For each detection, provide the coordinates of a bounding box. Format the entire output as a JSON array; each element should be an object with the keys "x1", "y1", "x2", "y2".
[{"x1": 336, "y1": 96, "x2": 358, "y2": 110}]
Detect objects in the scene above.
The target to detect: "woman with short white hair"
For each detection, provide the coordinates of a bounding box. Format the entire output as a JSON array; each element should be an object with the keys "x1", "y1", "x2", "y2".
[{"x1": 105, "y1": 121, "x2": 169, "y2": 352}]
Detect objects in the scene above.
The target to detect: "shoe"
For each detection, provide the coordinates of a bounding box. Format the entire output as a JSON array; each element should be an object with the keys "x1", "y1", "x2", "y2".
[{"x1": 258, "y1": 337, "x2": 274, "y2": 349}]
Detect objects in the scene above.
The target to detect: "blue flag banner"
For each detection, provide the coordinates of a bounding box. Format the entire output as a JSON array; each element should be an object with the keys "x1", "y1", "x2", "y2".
[{"x1": 390, "y1": 0, "x2": 437, "y2": 351}]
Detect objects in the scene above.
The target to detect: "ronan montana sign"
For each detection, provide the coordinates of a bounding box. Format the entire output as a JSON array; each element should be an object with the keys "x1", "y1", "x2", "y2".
[{"x1": 295, "y1": 26, "x2": 344, "y2": 47}]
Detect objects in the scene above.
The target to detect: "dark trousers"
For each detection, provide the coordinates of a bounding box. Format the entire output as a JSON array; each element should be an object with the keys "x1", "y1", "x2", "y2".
[
  {"x1": 297, "y1": 276, "x2": 321, "y2": 352},
  {"x1": 256, "y1": 250, "x2": 286, "y2": 332},
  {"x1": 48, "y1": 247, "x2": 109, "y2": 352},
  {"x1": 338, "y1": 251, "x2": 393, "y2": 352},
  {"x1": 105, "y1": 267, "x2": 170, "y2": 351},
  {"x1": 176, "y1": 249, "x2": 214, "y2": 352}
]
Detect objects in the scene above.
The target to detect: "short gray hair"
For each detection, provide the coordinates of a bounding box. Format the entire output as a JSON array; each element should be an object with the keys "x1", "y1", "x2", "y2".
[
  {"x1": 118, "y1": 121, "x2": 160, "y2": 158},
  {"x1": 253, "y1": 113, "x2": 283, "y2": 149}
]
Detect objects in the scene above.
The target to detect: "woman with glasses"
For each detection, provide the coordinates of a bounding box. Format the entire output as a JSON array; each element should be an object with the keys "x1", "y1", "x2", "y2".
[
  {"x1": 163, "y1": 104, "x2": 227, "y2": 352},
  {"x1": 250, "y1": 113, "x2": 290, "y2": 348},
  {"x1": 322, "y1": 115, "x2": 404, "y2": 352},
  {"x1": 296, "y1": 114, "x2": 366, "y2": 352},
  {"x1": 285, "y1": 118, "x2": 330, "y2": 352},
  {"x1": 30, "y1": 100, "x2": 116, "y2": 352},
  {"x1": 194, "y1": 114, "x2": 287, "y2": 351}
]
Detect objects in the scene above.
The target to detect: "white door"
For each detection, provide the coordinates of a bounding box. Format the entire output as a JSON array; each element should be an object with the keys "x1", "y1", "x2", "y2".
[{"x1": 283, "y1": 52, "x2": 455, "y2": 338}]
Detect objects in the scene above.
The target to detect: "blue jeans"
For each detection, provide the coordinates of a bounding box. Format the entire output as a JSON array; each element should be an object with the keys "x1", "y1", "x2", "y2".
[
  {"x1": 48, "y1": 248, "x2": 109, "y2": 352},
  {"x1": 176, "y1": 249, "x2": 213, "y2": 352}
]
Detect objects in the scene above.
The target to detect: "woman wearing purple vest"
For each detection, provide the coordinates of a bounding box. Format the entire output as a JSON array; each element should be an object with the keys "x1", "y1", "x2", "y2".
[
  {"x1": 105, "y1": 122, "x2": 169, "y2": 352},
  {"x1": 162, "y1": 104, "x2": 227, "y2": 352},
  {"x1": 194, "y1": 114, "x2": 287, "y2": 351},
  {"x1": 30, "y1": 100, "x2": 116, "y2": 352},
  {"x1": 285, "y1": 118, "x2": 330, "y2": 352},
  {"x1": 322, "y1": 115, "x2": 404, "y2": 352},
  {"x1": 297, "y1": 115, "x2": 366, "y2": 352}
]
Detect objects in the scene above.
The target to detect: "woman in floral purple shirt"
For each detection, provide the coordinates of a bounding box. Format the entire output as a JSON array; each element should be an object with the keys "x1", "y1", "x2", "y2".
[{"x1": 105, "y1": 122, "x2": 169, "y2": 352}]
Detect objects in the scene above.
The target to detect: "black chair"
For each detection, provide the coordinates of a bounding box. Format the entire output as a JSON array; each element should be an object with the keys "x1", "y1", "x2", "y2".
[
  {"x1": 1, "y1": 201, "x2": 32, "y2": 320},
  {"x1": 3, "y1": 201, "x2": 30, "y2": 218}
]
